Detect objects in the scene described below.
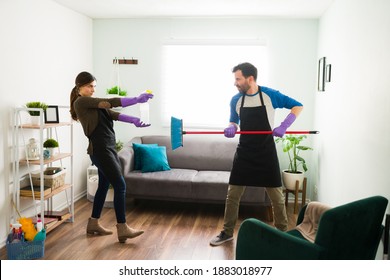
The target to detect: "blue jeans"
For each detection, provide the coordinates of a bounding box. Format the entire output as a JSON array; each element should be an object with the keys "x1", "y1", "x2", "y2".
[{"x1": 90, "y1": 153, "x2": 126, "y2": 223}]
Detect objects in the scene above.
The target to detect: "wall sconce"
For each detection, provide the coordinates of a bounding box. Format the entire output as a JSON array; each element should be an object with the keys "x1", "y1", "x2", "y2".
[
  {"x1": 326, "y1": 64, "x2": 331, "y2": 82},
  {"x1": 318, "y1": 57, "x2": 326, "y2": 91},
  {"x1": 318, "y1": 57, "x2": 332, "y2": 92}
]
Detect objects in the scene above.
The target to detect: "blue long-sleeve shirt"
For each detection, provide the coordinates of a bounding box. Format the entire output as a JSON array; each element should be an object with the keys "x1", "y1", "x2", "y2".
[{"x1": 229, "y1": 86, "x2": 302, "y2": 128}]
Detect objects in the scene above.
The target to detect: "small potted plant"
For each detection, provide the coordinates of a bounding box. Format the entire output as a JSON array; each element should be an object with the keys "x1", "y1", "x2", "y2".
[
  {"x1": 115, "y1": 140, "x2": 124, "y2": 152},
  {"x1": 275, "y1": 135, "x2": 313, "y2": 190},
  {"x1": 43, "y1": 138, "x2": 59, "y2": 158},
  {"x1": 106, "y1": 86, "x2": 127, "y2": 96},
  {"x1": 25, "y1": 102, "x2": 48, "y2": 124}
]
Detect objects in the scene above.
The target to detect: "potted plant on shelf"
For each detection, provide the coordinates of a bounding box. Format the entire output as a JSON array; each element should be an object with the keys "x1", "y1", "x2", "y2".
[
  {"x1": 43, "y1": 138, "x2": 59, "y2": 158},
  {"x1": 275, "y1": 135, "x2": 313, "y2": 190},
  {"x1": 106, "y1": 86, "x2": 127, "y2": 96},
  {"x1": 25, "y1": 102, "x2": 48, "y2": 124}
]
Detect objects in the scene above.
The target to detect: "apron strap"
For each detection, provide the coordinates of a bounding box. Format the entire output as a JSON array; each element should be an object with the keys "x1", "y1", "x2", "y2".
[
  {"x1": 240, "y1": 86, "x2": 265, "y2": 108},
  {"x1": 258, "y1": 86, "x2": 265, "y2": 106},
  {"x1": 241, "y1": 94, "x2": 246, "y2": 108}
]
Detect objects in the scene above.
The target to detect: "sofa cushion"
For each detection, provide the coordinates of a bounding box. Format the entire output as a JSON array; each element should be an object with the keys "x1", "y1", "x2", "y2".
[
  {"x1": 124, "y1": 168, "x2": 197, "y2": 199},
  {"x1": 132, "y1": 143, "x2": 158, "y2": 170},
  {"x1": 192, "y1": 170, "x2": 230, "y2": 201},
  {"x1": 138, "y1": 145, "x2": 171, "y2": 173}
]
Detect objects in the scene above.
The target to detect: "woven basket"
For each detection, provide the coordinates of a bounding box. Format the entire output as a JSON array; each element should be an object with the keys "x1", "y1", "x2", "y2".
[{"x1": 31, "y1": 167, "x2": 66, "y2": 189}]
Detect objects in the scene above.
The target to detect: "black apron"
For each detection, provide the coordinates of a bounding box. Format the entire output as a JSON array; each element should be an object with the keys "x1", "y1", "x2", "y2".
[
  {"x1": 89, "y1": 109, "x2": 122, "y2": 180},
  {"x1": 229, "y1": 88, "x2": 282, "y2": 187}
]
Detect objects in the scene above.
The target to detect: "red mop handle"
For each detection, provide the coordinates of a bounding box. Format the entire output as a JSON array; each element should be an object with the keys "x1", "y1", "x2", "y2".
[{"x1": 183, "y1": 131, "x2": 319, "y2": 135}]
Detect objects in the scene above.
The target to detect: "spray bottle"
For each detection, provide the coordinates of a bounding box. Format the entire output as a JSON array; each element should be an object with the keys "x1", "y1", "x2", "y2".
[
  {"x1": 139, "y1": 90, "x2": 153, "y2": 124},
  {"x1": 36, "y1": 219, "x2": 43, "y2": 232},
  {"x1": 10, "y1": 223, "x2": 22, "y2": 242}
]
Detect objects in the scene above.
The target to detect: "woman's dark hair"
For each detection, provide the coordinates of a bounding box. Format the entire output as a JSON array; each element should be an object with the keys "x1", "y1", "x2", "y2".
[
  {"x1": 69, "y1": 71, "x2": 96, "y2": 121},
  {"x1": 232, "y1": 62, "x2": 257, "y2": 81}
]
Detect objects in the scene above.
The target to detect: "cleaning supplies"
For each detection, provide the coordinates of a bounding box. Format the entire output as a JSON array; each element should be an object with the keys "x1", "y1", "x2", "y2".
[
  {"x1": 140, "y1": 103, "x2": 149, "y2": 124},
  {"x1": 36, "y1": 219, "x2": 43, "y2": 232},
  {"x1": 33, "y1": 229, "x2": 46, "y2": 241},
  {"x1": 19, "y1": 217, "x2": 37, "y2": 241},
  {"x1": 139, "y1": 90, "x2": 153, "y2": 124},
  {"x1": 10, "y1": 223, "x2": 23, "y2": 242}
]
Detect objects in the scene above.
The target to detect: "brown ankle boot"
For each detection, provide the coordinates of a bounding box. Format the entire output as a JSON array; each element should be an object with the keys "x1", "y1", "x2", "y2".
[
  {"x1": 116, "y1": 223, "x2": 144, "y2": 243},
  {"x1": 86, "y1": 218, "x2": 113, "y2": 235}
]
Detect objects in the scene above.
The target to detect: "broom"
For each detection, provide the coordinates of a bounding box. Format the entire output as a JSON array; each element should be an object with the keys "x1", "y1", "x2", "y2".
[{"x1": 171, "y1": 116, "x2": 319, "y2": 150}]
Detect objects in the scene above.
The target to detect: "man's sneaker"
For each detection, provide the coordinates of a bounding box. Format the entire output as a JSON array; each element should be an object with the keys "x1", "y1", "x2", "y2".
[{"x1": 210, "y1": 231, "x2": 233, "y2": 246}]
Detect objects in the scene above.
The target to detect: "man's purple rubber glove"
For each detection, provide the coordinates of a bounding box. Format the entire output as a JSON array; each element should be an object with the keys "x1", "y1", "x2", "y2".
[
  {"x1": 224, "y1": 124, "x2": 237, "y2": 138},
  {"x1": 120, "y1": 93, "x2": 154, "y2": 107},
  {"x1": 118, "y1": 114, "x2": 150, "y2": 127},
  {"x1": 273, "y1": 113, "x2": 296, "y2": 137}
]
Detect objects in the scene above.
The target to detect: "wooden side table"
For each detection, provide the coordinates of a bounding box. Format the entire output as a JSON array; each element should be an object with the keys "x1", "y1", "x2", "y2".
[{"x1": 284, "y1": 177, "x2": 307, "y2": 214}]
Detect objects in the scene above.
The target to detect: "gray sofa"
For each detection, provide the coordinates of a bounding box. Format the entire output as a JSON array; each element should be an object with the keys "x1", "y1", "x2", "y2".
[{"x1": 118, "y1": 135, "x2": 272, "y2": 213}]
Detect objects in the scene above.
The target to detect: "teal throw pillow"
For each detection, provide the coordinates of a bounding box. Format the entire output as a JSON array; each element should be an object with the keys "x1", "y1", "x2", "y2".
[
  {"x1": 132, "y1": 143, "x2": 158, "y2": 170},
  {"x1": 139, "y1": 146, "x2": 171, "y2": 173}
]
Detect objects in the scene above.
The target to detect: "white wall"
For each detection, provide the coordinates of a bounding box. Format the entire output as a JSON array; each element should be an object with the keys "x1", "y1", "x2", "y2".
[
  {"x1": 93, "y1": 17, "x2": 319, "y2": 195},
  {"x1": 0, "y1": 0, "x2": 93, "y2": 246},
  {"x1": 315, "y1": 0, "x2": 390, "y2": 207}
]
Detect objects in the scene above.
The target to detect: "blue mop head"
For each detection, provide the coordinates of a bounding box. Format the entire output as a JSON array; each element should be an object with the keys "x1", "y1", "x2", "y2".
[{"x1": 170, "y1": 116, "x2": 183, "y2": 150}]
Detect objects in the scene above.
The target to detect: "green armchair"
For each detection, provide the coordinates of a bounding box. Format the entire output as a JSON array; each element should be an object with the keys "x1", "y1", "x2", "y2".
[{"x1": 236, "y1": 195, "x2": 388, "y2": 260}]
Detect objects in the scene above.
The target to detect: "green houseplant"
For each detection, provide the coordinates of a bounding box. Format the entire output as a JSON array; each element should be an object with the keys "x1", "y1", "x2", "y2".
[
  {"x1": 43, "y1": 138, "x2": 59, "y2": 158},
  {"x1": 25, "y1": 102, "x2": 48, "y2": 116},
  {"x1": 43, "y1": 138, "x2": 59, "y2": 148},
  {"x1": 275, "y1": 135, "x2": 312, "y2": 173},
  {"x1": 106, "y1": 86, "x2": 127, "y2": 96},
  {"x1": 115, "y1": 140, "x2": 124, "y2": 152},
  {"x1": 275, "y1": 135, "x2": 313, "y2": 190}
]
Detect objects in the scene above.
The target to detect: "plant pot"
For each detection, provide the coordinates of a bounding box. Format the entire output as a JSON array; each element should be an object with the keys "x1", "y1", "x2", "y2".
[
  {"x1": 30, "y1": 115, "x2": 40, "y2": 125},
  {"x1": 47, "y1": 147, "x2": 57, "y2": 157},
  {"x1": 282, "y1": 170, "x2": 305, "y2": 190}
]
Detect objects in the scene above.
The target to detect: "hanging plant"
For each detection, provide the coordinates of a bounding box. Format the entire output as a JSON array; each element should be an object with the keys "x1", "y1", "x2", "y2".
[
  {"x1": 106, "y1": 86, "x2": 127, "y2": 96},
  {"x1": 107, "y1": 57, "x2": 127, "y2": 97}
]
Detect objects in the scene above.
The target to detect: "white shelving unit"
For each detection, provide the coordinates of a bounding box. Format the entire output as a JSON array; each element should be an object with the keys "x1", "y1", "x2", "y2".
[{"x1": 12, "y1": 106, "x2": 74, "y2": 233}]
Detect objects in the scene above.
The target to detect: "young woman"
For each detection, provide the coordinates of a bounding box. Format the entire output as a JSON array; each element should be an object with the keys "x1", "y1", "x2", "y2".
[{"x1": 70, "y1": 71, "x2": 153, "y2": 243}]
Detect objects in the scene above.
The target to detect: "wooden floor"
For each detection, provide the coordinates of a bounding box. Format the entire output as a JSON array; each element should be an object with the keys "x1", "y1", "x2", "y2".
[{"x1": 0, "y1": 196, "x2": 298, "y2": 260}]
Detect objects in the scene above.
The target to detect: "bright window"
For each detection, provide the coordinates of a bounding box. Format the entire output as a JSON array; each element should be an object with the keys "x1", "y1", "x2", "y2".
[{"x1": 161, "y1": 42, "x2": 268, "y2": 128}]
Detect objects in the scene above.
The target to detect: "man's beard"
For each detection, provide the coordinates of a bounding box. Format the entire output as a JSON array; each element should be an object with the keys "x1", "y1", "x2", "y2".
[{"x1": 237, "y1": 83, "x2": 250, "y2": 94}]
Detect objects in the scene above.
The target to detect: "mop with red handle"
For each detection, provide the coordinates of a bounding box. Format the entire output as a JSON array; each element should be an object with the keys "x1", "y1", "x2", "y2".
[{"x1": 170, "y1": 116, "x2": 319, "y2": 150}]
